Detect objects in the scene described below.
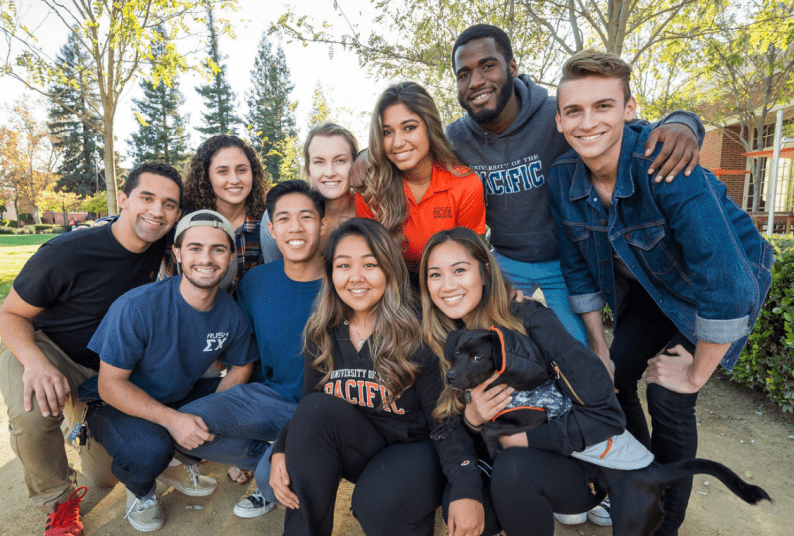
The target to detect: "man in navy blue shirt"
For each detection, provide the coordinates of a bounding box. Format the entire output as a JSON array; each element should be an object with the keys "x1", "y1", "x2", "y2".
[{"x1": 82, "y1": 210, "x2": 256, "y2": 532}]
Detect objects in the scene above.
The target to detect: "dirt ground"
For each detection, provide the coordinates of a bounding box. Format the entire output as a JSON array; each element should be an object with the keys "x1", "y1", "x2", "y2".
[{"x1": 1, "y1": 371, "x2": 792, "y2": 536}]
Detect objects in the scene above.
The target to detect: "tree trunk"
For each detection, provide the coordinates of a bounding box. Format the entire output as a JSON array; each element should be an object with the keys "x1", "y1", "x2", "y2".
[
  {"x1": 103, "y1": 110, "x2": 118, "y2": 215},
  {"x1": 33, "y1": 206, "x2": 42, "y2": 225}
]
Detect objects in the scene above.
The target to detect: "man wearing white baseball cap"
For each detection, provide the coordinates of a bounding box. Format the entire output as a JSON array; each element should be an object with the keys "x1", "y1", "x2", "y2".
[{"x1": 77, "y1": 209, "x2": 258, "y2": 532}]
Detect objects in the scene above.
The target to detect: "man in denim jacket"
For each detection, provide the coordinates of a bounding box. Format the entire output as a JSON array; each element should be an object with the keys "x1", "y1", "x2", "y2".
[{"x1": 547, "y1": 50, "x2": 773, "y2": 536}]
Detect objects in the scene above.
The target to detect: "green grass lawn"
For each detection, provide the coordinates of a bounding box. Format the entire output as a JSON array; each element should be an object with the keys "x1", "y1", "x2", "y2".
[
  {"x1": 0, "y1": 234, "x2": 59, "y2": 246},
  {"x1": 0, "y1": 245, "x2": 39, "y2": 301}
]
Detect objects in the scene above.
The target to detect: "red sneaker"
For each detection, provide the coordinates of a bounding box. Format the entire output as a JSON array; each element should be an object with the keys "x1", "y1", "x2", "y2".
[{"x1": 44, "y1": 486, "x2": 87, "y2": 536}]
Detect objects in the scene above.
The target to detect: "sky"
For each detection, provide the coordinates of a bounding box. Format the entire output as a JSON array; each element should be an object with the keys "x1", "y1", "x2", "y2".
[{"x1": 0, "y1": 0, "x2": 398, "y2": 165}]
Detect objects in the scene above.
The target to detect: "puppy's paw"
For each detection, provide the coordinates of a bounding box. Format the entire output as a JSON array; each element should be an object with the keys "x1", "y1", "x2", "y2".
[{"x1": 431, "y1": 416, "x2": 461, "y2": 441}]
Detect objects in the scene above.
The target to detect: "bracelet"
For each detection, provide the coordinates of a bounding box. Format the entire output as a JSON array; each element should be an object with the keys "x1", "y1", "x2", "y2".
[{"x1": 462, "y1": 412, "x2": 484, "y2": 431}]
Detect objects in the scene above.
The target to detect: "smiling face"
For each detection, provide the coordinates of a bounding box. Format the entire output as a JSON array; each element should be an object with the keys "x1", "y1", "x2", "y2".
[
  {"x1": 307, "y1": 135, "x2": 354, "y2": 200},
  {"x1": 556, "y1": 76, "x2": 637, "y2": 172},
  {"x1": 116, "y1": 172, "x2": 181, "y2": 249},
  {"x1": 172, "y1": 225, "x2": 233, "y2": 290},
  {"x1": 454, "y1": 37, "x2": 517, "y2": 127},
  {"x1": 267, "y1": 192, "x2": 325, "y2": 264},
  {"x1": 332, "y1": 234, "x2": 387, "y2": 318},
  {"x1": 381, "y1": 103, "x2": 433, "y2": 176},
  {"x1": 208, "y1": 147, "x2": 253, "y2": 211},
  {"x1": 426, "y1": 240, "x2": 484, "y2": 324}
]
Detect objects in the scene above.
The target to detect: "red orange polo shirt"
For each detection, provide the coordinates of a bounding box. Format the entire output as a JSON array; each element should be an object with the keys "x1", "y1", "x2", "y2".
[{"x1": 355, "y1": 164, "x2": 486, "y2": 269}]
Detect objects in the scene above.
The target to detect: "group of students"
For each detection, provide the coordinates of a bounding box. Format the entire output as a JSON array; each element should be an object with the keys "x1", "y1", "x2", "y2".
[{"x1": 0, "y1": 23, "x2": 772, "y2": 536}]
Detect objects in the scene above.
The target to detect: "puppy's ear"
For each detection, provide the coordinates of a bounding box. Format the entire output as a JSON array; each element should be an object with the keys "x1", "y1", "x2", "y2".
[
  {"x1": 444, "y1": 329, "x2": 466, "y2": 362},
  {"x1": 487, "y1": 329, "x2": 505, "y2": 371}
]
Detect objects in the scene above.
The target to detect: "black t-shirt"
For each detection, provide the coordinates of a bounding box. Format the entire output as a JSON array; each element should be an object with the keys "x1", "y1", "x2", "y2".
[{"x1": 13, "y1": 223, "x2": 165, "y2": 370}]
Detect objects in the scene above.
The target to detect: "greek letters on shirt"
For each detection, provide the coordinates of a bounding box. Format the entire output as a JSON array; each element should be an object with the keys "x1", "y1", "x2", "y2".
[
  {"x1": 469, "y1": 155, "x2": 545, "y2": 196},
  {"x1": 323, "y1": 368, "x2": 406, "y2": 414},
  {"x1": 203, "y1": 332, "x2": 229, "y2": 352}
]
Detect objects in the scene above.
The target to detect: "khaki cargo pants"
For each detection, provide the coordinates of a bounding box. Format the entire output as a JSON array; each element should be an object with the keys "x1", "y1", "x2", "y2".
[{"x1": 0, "y1": 331, "x2": 117, "y2": 514}]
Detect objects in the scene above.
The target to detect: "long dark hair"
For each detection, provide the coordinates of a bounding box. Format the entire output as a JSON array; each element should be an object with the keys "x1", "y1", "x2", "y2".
[
  {"x1": 184, "y1": 135, "x2": 269, "y2": 219},
  {"x1": 305, "y1": 218, "x2": 421, "y2": 403}
]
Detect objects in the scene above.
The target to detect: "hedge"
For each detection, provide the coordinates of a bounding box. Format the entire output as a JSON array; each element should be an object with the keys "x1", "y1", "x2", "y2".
[{"x1": 731, "y1": 235, "x2": 794, "y2": 412}]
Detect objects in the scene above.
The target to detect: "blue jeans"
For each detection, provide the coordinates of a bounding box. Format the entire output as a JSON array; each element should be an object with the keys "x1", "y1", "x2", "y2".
[
  {"x1": 178, "y1": 382, "x2": 298, "y2": 501},
  {"x1": 491, "y1": 250, "x2": 589, "y2": 346},
  {"x1": 86, "y1": 378, "x2": 221, "y2": 498}
]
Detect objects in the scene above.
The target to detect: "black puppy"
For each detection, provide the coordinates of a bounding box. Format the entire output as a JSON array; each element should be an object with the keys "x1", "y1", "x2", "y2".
[
  {"x1": 431, "y1": 328, "x2": 555, "y2": 458},
  {"x1": 432, "y1": 328, "x2": 771, "y2": 536}
]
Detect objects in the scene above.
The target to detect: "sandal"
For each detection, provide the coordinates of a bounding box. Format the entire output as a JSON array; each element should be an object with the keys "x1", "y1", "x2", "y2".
[{"x1": 226, "y1": 466, "x2": 253, "y2": 485}]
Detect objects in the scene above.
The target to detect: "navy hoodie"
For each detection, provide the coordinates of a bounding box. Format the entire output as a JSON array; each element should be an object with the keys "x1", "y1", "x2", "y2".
[{"x1": 446, "y1": 74, "x2": 704, "y2": 264}]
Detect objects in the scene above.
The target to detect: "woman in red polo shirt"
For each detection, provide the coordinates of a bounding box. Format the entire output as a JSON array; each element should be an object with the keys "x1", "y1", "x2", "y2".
[{"x1": 357, "y1": 81, "x2": 485, "y2": 275}]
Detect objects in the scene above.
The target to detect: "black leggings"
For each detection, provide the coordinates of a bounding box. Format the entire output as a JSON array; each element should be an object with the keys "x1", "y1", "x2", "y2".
[
  {"x1": 442, "y1": 443, "x2": 605, "y2": 536},
  {"x1": 283, "y1": 392, "x2": 444, "y2": 536}
]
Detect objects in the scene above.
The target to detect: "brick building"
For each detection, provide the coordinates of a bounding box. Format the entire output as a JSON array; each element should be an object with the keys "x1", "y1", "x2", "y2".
[{"x1": 701, "y1": 103, "x2": 794, "y2": 213}]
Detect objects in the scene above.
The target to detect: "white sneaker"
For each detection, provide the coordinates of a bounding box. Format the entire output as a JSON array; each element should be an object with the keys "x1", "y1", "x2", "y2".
[
  {"x1": 588, "y1": 497, "x2": 612, "y2": 527},
  {"x1": 156, "y1": 463, "x2": 216, "y2": 497},
  {"x1": 125, "y1": 489, "x2": 164, "y2": 532},
  {"x1": 553, "y1": 512, "x2": 587, "y2": 525},
  {"x1": 233, "y1": 489, "x2": 277, "y2": 518}
]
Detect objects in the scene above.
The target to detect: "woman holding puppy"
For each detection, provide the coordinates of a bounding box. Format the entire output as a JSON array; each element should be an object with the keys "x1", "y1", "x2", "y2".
[
  {"x1": 268, "y1": 218, "x2": 482, "y2": 536},
  {"x1": 420, "y1": 226, "x2": 625, "y2": 536}
]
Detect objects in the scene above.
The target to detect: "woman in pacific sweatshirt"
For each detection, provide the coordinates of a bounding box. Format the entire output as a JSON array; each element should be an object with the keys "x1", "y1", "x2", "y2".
[{"x1": 269, "y1": 218, "x2": 483, "y2": 536}]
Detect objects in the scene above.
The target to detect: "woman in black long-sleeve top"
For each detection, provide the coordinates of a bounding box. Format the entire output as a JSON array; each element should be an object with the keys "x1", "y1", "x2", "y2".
[{"x1": 419, "y1": 227, "x2": 625, "y2": 536}]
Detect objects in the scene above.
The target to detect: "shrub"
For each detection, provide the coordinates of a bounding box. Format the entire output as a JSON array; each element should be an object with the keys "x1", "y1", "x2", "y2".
[
  {"x1": 0, "y1": 227, "x2": 16, "y2": 234},
  {"x1": 18, "y1": 213, "x2": 33, "y2": 223},
  {"x1": 1, "y1": 219, "x2": 8, "y2": 226},
  {"x1": 33, "y1": 224, "x2": 56, "y2": 233},
  {"x1": 17, "y1": 226, "x2": 33, "y2": 235},
  {"x1": 6, "y1": 220, "x2": 20, "y2": 228},
  {"x1": 46, "y1": 228, "x2": 65, "y2": 234},
  {"x1": 731, "y1": 235, "x2": 794, "y2": 412}
]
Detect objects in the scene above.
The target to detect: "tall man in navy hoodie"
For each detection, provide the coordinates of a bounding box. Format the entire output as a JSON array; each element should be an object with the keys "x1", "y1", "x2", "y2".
[{"x1": 445, "y1": 24, "x2": 704, "y2": 350}]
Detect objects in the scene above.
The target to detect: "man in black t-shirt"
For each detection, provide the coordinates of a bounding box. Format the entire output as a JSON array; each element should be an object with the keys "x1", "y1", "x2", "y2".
[{"x1": 0, "y1": 162, "x2": 183, "y2": 536}]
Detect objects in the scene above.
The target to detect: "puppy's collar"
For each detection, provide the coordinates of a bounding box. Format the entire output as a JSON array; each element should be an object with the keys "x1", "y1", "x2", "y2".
[{"x1": 487, "y1": 326, "x2": 507, "y2": 375}]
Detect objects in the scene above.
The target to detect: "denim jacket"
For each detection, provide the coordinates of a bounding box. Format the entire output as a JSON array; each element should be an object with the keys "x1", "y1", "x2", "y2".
[{"x1": 548, "y1": 125, "x2": 773, "y2": 370}]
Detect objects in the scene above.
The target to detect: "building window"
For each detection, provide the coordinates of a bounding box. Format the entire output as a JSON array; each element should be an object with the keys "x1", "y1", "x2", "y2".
[{"x1": 749, "y1": 116, "x2": 794, "y2": 213}]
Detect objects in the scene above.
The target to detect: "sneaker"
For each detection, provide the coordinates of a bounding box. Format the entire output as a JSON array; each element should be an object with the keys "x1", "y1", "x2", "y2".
[
  {"x1": 124, "y1": 489, "x2": 164, "y2": 532},
  {"x1": 233, "y1": 489, "x2": 277, "y2": 518},
  {"x1": 553, "y1": 512, "x2": 587, "y2": 525},
  {"x1": 45, "y1": 486, "x2": 87, "y2": 536},
  {"x1": 588, "y1": 497, "x2": 612, "y2": 527},
  {"x1": 156, "y1": 463, "x2": 216, "y2": 497}
]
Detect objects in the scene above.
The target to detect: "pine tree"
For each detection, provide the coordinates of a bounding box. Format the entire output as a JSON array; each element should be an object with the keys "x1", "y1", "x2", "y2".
[
  {"x1": 47, "y1": 31, "x2": 104, "y2": 196},
  {"x1": 195, "y1": 7, "x2": 240, "y2": 137},
  {"x1": 245, "y1": 34, "x2": 297, "y2": 182},
  {"x1": 128, "y1": 29, "x2": 190, "y2": 168}
]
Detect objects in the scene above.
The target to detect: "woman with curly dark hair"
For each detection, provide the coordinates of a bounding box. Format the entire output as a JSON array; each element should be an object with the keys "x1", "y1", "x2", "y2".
[{"x1": 161, "y1": 135, "x2": 269, "y2": 298}]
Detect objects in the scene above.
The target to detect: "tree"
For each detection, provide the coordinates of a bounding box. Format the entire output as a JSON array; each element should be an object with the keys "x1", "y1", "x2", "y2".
[
  {"x1": 80, "y1": 190, "x2": 109, "y2": 217},
  {"x1": 47, "y1": 31, "x2": 105, "y2": 197},
  {"x1": 38, "y1": 187, "x2": 83, "y2": 227},
  {"x1": 1, "y1": 0, "x2": 234, "y2": 214},
  {"x1": 195, "y1": 5, "x2": 241, "y2": 137},
  {"x1": 309, "y1": 82, "x2": 333, "y2": 126},
  {"x1": 129, "y1": 28, "x2": 191, "y2": 168},
  {"x1": 0, "y1": 98, "x2": 62, "y2": 225},
  {"x1": 271, "y1": 0, "x2": 722, "y2": 122},
  {"x1": 246, "y1": 34, "x2": 297, "y2": 182},
  {"x1": 698, "y1": 0, "x2": 794, "y2": 211},
  {"x1": 270, "y1": 136, "x2": 301, "y2": 182}
]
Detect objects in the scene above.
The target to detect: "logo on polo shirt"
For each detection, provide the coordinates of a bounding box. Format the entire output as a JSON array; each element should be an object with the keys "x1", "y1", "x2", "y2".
[{"x1": 433, "y1": 207, "x2": 452, "y2": 219}]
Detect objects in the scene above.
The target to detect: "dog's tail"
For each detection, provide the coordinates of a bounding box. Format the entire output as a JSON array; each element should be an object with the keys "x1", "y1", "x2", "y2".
[{"x1": 647, "y1": 459, "x2": 771, "y2": 504}]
